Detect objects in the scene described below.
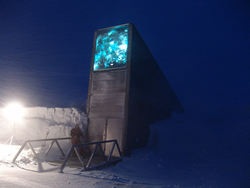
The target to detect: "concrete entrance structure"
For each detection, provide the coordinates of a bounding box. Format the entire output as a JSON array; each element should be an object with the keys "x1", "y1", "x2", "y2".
[{"x1": 86, "y1": 23, "x2": 184, "y2": 156}]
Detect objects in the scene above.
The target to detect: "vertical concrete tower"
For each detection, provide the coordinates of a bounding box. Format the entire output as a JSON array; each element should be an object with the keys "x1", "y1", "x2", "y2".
[{"x1": 86, "y1": 23, "x2": 184, "y2": 156}]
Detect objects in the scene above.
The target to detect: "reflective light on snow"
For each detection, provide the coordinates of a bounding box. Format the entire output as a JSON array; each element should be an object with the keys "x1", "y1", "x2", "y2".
[
  {"x1": 4, "y1": 103, "x2": 24, "y2": 120},
  {"x1": 0, "y1": 144, "x2": 20, "y2": 162},
  {"x1": 93, "y1": 24, "x2": 129, "y2": 71}
]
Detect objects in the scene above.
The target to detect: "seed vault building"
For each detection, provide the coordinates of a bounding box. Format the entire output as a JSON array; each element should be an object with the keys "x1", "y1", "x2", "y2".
[{"x1": 86, "y1": 23, "x2": 184, "y2": 156}]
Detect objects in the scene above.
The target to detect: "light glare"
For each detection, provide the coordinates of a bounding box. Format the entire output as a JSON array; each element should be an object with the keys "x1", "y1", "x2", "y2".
[{"x1": 4, "y1": 103, "x2": 24, "y2": 120}]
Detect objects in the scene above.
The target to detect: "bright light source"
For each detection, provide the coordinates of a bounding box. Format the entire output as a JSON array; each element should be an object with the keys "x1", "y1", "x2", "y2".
[{"x1": 4, "y1": 103, "x2": 24, "y2": 120}]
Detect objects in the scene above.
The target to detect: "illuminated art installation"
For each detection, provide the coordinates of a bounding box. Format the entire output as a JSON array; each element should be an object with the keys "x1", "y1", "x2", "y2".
[
  {"x1": 93, "y1": 25, "x2": 129, "y2": 71},
  {"x1": 87, "y1": 23, "x2": 184, "y2": 156}
]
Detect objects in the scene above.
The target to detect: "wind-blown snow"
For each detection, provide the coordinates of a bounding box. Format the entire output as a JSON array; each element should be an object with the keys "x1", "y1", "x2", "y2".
[
  {"x1": 0, "y1": 105, "x2": 249, "y2": 188},
  {"x1": 0, "y1": 107, "x2": 87, "y2": 170},
  {"x1": 0, "y1": 107, "x2": 87, "y2": 146}
]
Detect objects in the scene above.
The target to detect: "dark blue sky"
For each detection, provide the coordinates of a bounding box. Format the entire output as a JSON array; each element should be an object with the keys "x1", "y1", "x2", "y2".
[{"x1": 0, "y1": 0, "x2": 249, "y2": 114}]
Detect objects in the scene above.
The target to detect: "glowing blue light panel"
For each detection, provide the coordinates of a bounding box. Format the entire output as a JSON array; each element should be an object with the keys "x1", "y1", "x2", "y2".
[{"x1": 93, "y1": 24, "x2": 129, "y2": 71}]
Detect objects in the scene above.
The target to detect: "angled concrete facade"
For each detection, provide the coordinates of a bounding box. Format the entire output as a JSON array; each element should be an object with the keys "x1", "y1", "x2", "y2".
[{"x1": 86, "y1": 23, "x2": 184, "y2": 156}]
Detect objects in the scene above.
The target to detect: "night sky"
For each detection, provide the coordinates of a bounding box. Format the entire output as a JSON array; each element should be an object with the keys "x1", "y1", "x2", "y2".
[{"x1": 0, "y1": 0, "x2": 249, "y2": 115}]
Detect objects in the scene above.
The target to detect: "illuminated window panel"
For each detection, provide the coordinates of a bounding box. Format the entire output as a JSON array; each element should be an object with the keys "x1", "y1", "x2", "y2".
[{"x1": 93, "y1": 24, "x2": 129, "y2": 71}]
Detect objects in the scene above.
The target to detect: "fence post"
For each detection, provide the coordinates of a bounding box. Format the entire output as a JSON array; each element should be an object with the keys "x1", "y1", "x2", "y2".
[
  {"x1": 55, "y1": 140, "x2": 65, "y2": 156},
  {"x1": 59, "y1": 145, "x2": 74, "y2": 173},
  {"x1": 45, "y1": 140, "x2": 55, "y2": 156},
  {"x1": 107, "y1": 141, "x2": 116, "y2": 162},
  {"x1": 75, "y1": 147, "x2": 86, "y2": 170},
  {"x1": 27, "y1": 142, "x2": 39, "y2": 160},
  {"x1": 86, "y1": 143, "x2": 99, "y2": 168},
  {"x1": 12, "y1": 141, "x2": 27, "y2": 163}
]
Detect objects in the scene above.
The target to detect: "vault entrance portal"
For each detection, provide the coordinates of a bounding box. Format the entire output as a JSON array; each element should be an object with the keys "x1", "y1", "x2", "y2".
[{"x1": 86, "y1": 23, "x2": 184, "y2": 156}]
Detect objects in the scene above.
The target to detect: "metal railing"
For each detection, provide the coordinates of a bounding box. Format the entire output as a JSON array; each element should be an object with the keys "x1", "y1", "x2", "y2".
[
  {"x1": 12, "y1": 137, "x2": 71, "y2": 163},
  {"x1": 12, "y1": 138, "x2": 122, "y2": 173},
  {"x1": 59, "y1": 139, "x2": 122, "y2": 173}
]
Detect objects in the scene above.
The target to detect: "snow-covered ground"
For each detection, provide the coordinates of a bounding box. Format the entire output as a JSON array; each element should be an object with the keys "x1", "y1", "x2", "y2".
[
  {"x1": 0, "y1": 1, "x2": 249, "y2": 187},
  {"x1": 0, "y1": 105, "x2": 249, "y2": 188}
]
